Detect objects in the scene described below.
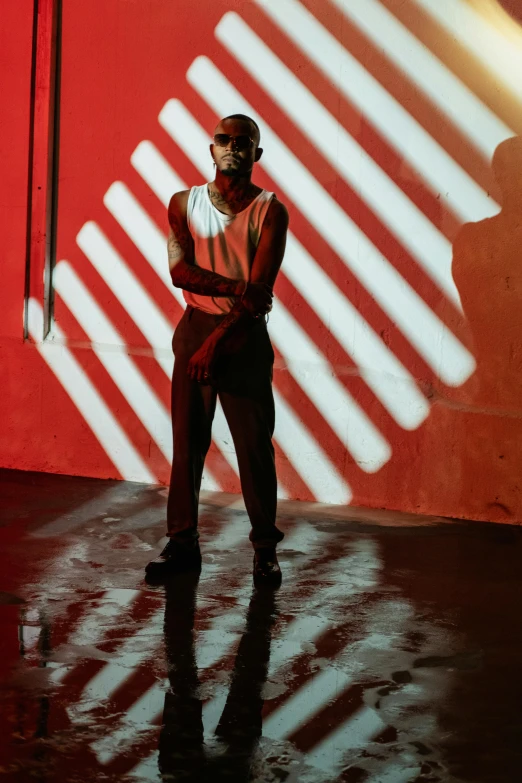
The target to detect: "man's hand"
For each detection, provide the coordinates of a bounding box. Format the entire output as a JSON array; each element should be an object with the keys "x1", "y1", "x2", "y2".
[
  {"x1": 241, "y1": 282, "x2": 273, "y2": 316},
  {"x1": 187, "y1": 340, "x2": 220, "y2": 385}
]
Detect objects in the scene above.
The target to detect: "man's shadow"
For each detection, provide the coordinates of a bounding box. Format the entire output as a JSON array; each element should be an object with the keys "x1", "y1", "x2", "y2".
[
  {"x1": 449, "y1": 135, "x2": 522, "y2": 520},
  {"x1": 159, "y1": 573, "x2": 277, "y2": 781}
]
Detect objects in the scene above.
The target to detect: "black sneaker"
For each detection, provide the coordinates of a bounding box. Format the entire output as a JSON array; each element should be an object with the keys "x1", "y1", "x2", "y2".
[
  {"x1": 145, "y1": 539, "x2": 201, "y2": 583},
  {"x1": 253, "y1": 548, "x2": 282, "y2": 589}
]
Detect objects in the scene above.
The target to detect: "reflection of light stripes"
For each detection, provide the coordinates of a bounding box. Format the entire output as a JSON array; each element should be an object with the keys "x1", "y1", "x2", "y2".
[
  {"x1": 415, "y1": 0, "x2": 522, "y2": 103},
  {"x1": 252, "y1": 0, "x2": 497, "y2": 223},
  {"x1": 51, "y1": 589, "x2": 140, "y2": 684},
  {"x1": 265, "y1": 598, "x2": 413, "y2": 776},
  {"x1": 27, "y1": 300, "x2": 155, "y2": 483},
  {"x1": 122, "y1": 534, "x2": 376, "y2": 772},
  {"x1": 332, "y1": 0, "x2": 513, "y2": 157},
  {"x1": 91, "y1": 520, "x2": 313, "y2": 763},
  {"x1": 216, "y1": 12, "x2": 460, "y2": 304},
  {"x1": 187, "y1": 57, "x2": 477, "y2": 386},
  {"x1": 103, "y1": 181, "x2": 185, "y2": 307},
  {"x1": 54, "y1": 261, "x2": 173, "y2": 461},
  {"x1": 77, "y1": 221, "x2": 174, "y2": 373}
]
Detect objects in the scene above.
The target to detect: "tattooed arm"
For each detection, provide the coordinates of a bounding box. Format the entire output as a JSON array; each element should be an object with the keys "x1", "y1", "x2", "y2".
[
  {"x1": 187, "y1": 197, "x2": 289, "y2": 383},
  {"x1": 168, "y1": 192, "x2": 271, "y2": 308}
]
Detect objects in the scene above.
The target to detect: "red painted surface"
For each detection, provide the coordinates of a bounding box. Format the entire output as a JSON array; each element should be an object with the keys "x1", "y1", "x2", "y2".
[{"x1": 2, "y1": 0, "x2": 522, "y2": 523}]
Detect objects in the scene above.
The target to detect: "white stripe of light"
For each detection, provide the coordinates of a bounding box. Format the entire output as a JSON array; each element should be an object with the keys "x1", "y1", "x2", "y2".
[
  {"x1": 27, "y1": 299, "x2": 155, "y2": 483},
  {"x1": 216, "y1": 12, "x2": 460, "y2": 305},
  {"x1": 30, "y1": 483, "x2": 125, "y2": 538},
  {"x1": 269, "y1": 305, "x2": 391, "y2": 471},
  {"x1": 158, "y1": 104, "x2": 214, "y2": 182},
  {"x1": 252, "y1": 0, "x2": 498, "y2": 223},
  {"x1": 331, "y1": 0, "x2": 513, "y2": 158},
  {"x1": 53, "y1": 261, "x2": 172, "y2": 461},
  {"x1": 415, "y1": 0, "x2": 522, "y2": 104},
  {"x1": 76, "y1": 221, "x2": 174, "y2": 374},
  {"x1": 284, "y1": 234, "x2": 429, "y2": 430},
  {"x1": 76, "y1": 220, "x2": 235, "y2": 488},
  {"x1": 131, "y1": 140, "x2": 187, "y2": 204},
  {"x1": 263, "y1": 665, "x2": 355, "y2": 740},
  {"x1": 51, "y1": 588, "x2": 140, "y2": 684},
  {"x1": 302, "y1": 706, "x2": 387, "y2": 773},
  {"x1": 103, "y1": 181, "x2": 186, "y2": 307},
  {"x1": 187, "y1": 58, "x2": 477, "y2": 387}
]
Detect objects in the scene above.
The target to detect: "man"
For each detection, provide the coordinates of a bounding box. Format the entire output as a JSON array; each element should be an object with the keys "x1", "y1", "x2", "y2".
[{"x1": 145, "y1": 114, "x2": 289, "y2": 586}]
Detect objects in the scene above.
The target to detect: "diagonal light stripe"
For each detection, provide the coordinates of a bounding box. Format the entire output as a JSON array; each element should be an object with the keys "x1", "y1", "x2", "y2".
[
  {"x1": 76, "y1": 221, "x2": 237, "y2": 487},
  {"x1": 187, "y1": 58, "x2": 477, "y2": 387},
  {"x1": 331, "y1": 0, "x2": 513, "y2": 157},
  {"x1": 50, "y1": 588, "x2": 141, "y2": 684},
  {"x1": 158, "y1": 104, "x2": 215, "y2": 182},
  {"x1": 415, "y1": 0, "x2": 522, "y2": 104},
  {"x1": 91, "y1": 520, "x2": 313, "y2": 763},
  {"x1": 103, "y1": 181, "x2": 185, "y2": 307},
  {"x1": 216, "y1": 12, "x2": 460, "y2": 305},
  {"x1": 264, "y1": 598, "x2": 413, "y2": 771},
  {"x1": 269, "y1": 305, "x2": 391, "y2": 471},
  {"x1": 131, "y1": 140, "x2": 187, "y2": 204},
  {"x1": 283, "y1": 235, "x2": 429, "y2": 430},
  {"x1": 54, "y1": 261, "x2": 172, "y2": 461},
  {"x1": 263, "y1": 665, "x2": 356, "y2": 740},
  {"x1": 30, "y1": 484, "x2": 125, "y2": 538},
  {"x1": 76, "y1": 221, "x2": 174, "y2": 375},
  {"x1": 159, "y1": 99, "x2": 427, "y2": 428},
  {"x1": 364, "y1": 761, "x2": 421, "y2": 783},
  {"x1": 27, "y1": 299, "x2": 156, "y2": 483},
  {"x1": 252, "y1": 0, "x2": 498, "y2": 223}
]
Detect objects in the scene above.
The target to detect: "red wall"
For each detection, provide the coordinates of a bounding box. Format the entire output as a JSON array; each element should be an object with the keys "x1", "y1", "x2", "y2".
[{"x1": 2, "y1": 0, "x2": 522, "y2": 523}]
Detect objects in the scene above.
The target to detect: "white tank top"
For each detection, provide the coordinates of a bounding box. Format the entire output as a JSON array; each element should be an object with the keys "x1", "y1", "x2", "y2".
[{"x1": 184, "y1": 183, "x2": 275, "y2": 314}]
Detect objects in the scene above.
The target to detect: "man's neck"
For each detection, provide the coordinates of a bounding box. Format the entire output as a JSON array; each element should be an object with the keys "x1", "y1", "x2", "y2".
[{"x1": 209, "y1": 172, "x2": 260, "y2": 215}]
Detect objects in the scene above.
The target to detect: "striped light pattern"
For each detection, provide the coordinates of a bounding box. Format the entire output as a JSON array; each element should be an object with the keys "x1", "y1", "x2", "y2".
[
  {"x1": 27, "y1": 508, "x2": 456, "y2": 781},
  {"x1": 36, "y1": 0, "x2": 522, "y2": 507}
]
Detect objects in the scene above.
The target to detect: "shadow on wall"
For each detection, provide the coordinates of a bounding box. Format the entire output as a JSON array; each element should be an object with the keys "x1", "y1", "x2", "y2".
[{"x1": 425, "y1": 136, "x2": 522, "y2": 524}]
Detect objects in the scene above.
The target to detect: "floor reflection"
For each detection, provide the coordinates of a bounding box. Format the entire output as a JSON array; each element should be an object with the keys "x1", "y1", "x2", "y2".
[{"x1": 1, "y1": 470, "x2": 522, "y2": 782}]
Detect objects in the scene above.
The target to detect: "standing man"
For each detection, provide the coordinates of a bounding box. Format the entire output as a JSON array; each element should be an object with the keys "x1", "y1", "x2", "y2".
[{"x1": 145, "y1": 114, "x2": 289, "y2": 586}]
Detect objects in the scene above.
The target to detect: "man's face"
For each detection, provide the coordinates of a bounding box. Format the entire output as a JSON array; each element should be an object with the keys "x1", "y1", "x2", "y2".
[{"x1": 210, "y1": 119, "x2": 262, "y2": 178}]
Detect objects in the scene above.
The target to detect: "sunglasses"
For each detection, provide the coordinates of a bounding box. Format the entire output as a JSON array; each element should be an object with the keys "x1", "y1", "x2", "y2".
[{"x1": 213, "y1": 133, "x2": 255, "y2": 151}]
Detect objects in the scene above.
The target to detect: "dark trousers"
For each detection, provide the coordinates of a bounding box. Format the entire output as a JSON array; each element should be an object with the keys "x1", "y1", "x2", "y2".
[{"x1": 167, "y1": 306, "x2": 284, "y2": 550}]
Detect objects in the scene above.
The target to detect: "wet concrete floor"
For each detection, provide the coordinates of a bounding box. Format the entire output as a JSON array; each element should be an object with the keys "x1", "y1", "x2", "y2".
[{"x1": 0, "y1": 468, "x2": 521, "y2": 782}]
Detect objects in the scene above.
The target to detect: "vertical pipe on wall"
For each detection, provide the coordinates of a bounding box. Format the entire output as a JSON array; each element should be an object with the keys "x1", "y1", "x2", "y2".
[{"x1": 24, "y1": 0, "x2": 60, "y2": 340}]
